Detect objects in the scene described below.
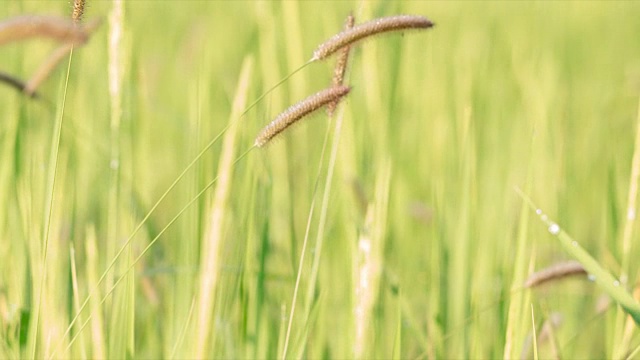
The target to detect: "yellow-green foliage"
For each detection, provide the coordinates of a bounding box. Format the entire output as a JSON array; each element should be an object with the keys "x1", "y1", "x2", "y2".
[{"x1": 1, "y1": 1, "x2": 640, "y2": 359}]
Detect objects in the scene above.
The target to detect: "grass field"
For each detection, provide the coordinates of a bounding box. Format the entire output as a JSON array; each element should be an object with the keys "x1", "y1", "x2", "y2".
[{"x1": 1, "y1": 1, "x2": 640, "y2": 359}]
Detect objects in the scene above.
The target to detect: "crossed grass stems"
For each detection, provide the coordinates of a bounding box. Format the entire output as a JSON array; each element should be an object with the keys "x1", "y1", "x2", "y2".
[
  {"x1": 2, "y1": 9, "x2": 434, "y2": 357},
  {"x1": 8, "y1": 5, "x2": 640, "y2": 357},
  {"x1": 6, "y1": 5, "x2": 640, "y2": 358},
  {"x1": 0, "y1": 13, "x2": 100, "y2": 99}
]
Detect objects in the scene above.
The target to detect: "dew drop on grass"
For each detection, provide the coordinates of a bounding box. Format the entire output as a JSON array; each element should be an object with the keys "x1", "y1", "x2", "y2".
[
  {"x1": 588, "y1": 274, "x2": 596, "y2": 282},
  {"x1": 358, "y1": 239, "x2": 371, "y2": 253},
  {"x1": 541, "y1": 214, "x2": 548, "y2": 222},
  {"x1": 548, "y1": 223, "x2": 560, "y2": 235},
  {"x1": 627, "y1": 208, "x2": 636, "y2": 220},
  {"x1": 614, "y1": 280, "x2": 620, "y2": 287},
  {"x1": 536, "y1": 209, "x2": 542, "y2": 215}
]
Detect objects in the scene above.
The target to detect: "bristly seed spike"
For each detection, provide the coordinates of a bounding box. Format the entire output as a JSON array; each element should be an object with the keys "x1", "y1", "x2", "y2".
[
  {"x1": 255, "y1": 86, "x2": 351, "y2": 147},
  {"x1": 72, "y1": 0, "x2": 86, "y2": 23},
  {"x1": 311, "y1": 14, "x2": 434, "y2": 62},
  {"x1": 327, "y1": 13, "x2": 355, "y2": 117}
]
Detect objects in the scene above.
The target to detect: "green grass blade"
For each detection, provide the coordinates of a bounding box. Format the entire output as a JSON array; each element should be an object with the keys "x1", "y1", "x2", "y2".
[{"x1": 517, "y1": 189, "x2": 640, "y2": 326}]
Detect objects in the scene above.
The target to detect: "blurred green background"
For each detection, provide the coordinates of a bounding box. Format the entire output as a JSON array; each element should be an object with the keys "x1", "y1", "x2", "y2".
[{"x1": 1, "y1": 1, "x2": 640, "y2": 358}]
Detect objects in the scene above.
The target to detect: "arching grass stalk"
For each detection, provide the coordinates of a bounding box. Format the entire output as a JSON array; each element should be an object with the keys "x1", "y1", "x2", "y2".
[
  {"x1": 51, "y1": 60, "x2": 312, "y2": 355},
  {"x1": 516, "y1": 187, "x2": 640, "y2": 326}
]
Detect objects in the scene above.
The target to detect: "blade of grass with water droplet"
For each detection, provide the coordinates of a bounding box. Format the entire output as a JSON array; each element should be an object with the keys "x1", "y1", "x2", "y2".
[{"x1": 516, "y1": 188, "x2": 640, "y2": 326}]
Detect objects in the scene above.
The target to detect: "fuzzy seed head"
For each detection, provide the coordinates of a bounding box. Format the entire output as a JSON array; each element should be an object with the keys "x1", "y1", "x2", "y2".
[
  {"x1": 73, "y1": 0, "x2": 86, "y2": 23},
  {"x1": 0, "y1": 15, "x2": 99, "y2": 46},
  {"x1": 524, "y1": 261, "x2": 587, "y2": 288},
  {"x1": 255, "y1": 85, "x2": 351, "y2": 147},
  {"x1": 327, "y1": 13, "x2": 355, "y2": 117},
  {"x1": 311, "y1": 14, "x2": 434, "y2": 61}
]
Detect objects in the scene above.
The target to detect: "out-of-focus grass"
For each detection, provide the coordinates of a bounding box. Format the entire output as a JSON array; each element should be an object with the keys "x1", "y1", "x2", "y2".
[{"x1": 1, "y1": 1, "x2": 640, "y2": 359}]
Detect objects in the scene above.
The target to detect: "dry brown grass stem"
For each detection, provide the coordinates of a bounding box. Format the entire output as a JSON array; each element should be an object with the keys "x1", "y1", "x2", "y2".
[
  {"x1": 327, "y1": 13, "x2": 354, "y2": 116},
  {"x1": 524, "y1": 261, "x2": 587, "y2": 288},
  {"x1": 311, "y1": 14, "x2": 434, "y2": 61},
  {"x1": 0, "y1": 15, "x2": 100, "y2": 46},
  {"x1": 254, "y1": 85, "x2": 351, "y2": 147}
]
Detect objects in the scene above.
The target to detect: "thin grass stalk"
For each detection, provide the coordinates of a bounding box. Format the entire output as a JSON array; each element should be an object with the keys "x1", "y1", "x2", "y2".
[
  {"x1": 69, "y1": 245, "x2": 87, "y2": 359},
  {"x1": 51, "y1": 16, "x2": 317, "y2": 359},
  {"x1": 303, "y1": 108, "x2": 347, "y2": 312},
  {"x1": 280, "y1": 110, "x2": 333, "y2": 360},
  {"x1": 49, "y1": 14, "x2": 320, "y2": 356},
  {"x1": 170, "y1": 298, "x2": 196, "y2": 359},
  {"x1": 30, "y1": 41, "x2": 74, "y2": 360},
  {"x1": 59, "y1": 147, "x2": 255, "y2": 357},
  {"x1": 504, "y1": 208, "x2": 534, "y2": 358},
  {"x1": 621, "y1": 96, "x2": 640, "y2": 282},
  {"x1": 85, "y1": 226, "x2": 106, "y2": 359},
  {"x1": 104, "y1": 1, "x2": 126, "y2": 357},
  {"x1": 392, "y1": 290, "x2": 402, "y2": 360},
  {"x1": 23, "y1": 8, "x2": 101, "y2": 97},
  {"x1": 503, "y1": 130, "x2": 537, "y2": 359},
  {"x1": 520, "y1": 312, "x2": 562, "y2": 360},
  {"x1": 303, "y1": 11, "x2": 355, "y2": 324},
  {"x1": 193, "y1": 58, "x2": 252, "y2": 358},
  {"x1": 615, "y1": 96, "x2": 640, "y2": 358},
  {"x1": 531, "y1": 305, "x2": 538, "y2": 360},
  {"x1": 107, "y1": 0, "x2": 124, "y2": 259},
  {"x1": 626, "y1": 342, "x2": 640, "y2": 360}
]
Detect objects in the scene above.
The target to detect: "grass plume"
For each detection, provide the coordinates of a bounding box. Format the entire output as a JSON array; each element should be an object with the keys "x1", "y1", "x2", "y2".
[
  {"x1": 72, "y1": 0, "x2": 86, "y2": 23},
  {"x1": 0, "y1": 15, "x2": 100, "y2": 46},
  {"x1": 311, "y1": 15, "x2": 434, "y2": 61},
  {"x1": 254, "y1": 85, "x2": 351, "y2": 147},
  {"x1": 524, "y1": 261, "x2": 587, "y2": 288}
]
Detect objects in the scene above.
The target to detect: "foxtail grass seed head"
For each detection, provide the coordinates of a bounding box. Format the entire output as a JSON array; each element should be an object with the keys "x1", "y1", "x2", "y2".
[
  {"x1": 524, "y1": 261, "x2": 587, "y2": 289},
  {"x1": 255, "y1": 85, "x2": 351, "y2": 147},
  {"x1": 311, "y1": 14, "x2": 434, "y2": 61},
  {"x1": 327, "y1": 13, "x2": 354, "y2": 117},
  {"x1": 0, "y1": 15, "x2": 97, "y2": 46},
  {"x1": 72, "y1": 0, "x2": 86, "y2": 23}
]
